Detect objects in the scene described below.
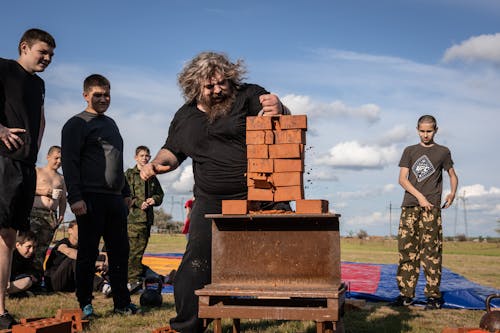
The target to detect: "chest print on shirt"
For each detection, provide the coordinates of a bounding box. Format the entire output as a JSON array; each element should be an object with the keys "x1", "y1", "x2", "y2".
[{"x1": 412, "y1": 155, "x2": 435, "y2": 182}]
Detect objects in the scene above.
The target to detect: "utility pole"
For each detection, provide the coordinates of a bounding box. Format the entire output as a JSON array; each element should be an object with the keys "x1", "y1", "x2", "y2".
[
  {"x1": 389, "y1": 201, "x2": 392, "y2": 238},
  {"x1": 462, "y1": 191, "x2": 468, "y2": 238},
  {"x1": 387, "y1": 201, "x2": 400, "y2": 238},
  {"x1": 454, "y1": 190, "x2": 468, "y2": 238}
]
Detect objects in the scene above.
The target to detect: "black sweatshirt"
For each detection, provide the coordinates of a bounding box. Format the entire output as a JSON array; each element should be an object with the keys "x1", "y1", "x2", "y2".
[{"x1": 61, "y1": 111, "x2": 130, "y2": 205}]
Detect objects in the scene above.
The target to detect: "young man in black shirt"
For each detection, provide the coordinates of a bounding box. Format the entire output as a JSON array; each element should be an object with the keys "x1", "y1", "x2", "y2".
[
  {"x1": 0, "y1": 28, "x2": 55, "y2": 329},
  {"x1": 141, "y1": 52, "x2": 290, "y2": 332},
  {"x1": 61, "y1": 74, "x2": 139, "y2": 318}
]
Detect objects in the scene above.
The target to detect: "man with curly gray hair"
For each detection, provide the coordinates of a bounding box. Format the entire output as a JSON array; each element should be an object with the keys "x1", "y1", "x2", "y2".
[{"x1": 141, "y1": 51, "x2": 290, "y2": 332}]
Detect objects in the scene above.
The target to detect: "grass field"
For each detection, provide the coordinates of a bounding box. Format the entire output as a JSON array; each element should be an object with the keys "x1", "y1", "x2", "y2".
[{"x1": 7, "y1": 234, "x2": 499, "y2": 332}]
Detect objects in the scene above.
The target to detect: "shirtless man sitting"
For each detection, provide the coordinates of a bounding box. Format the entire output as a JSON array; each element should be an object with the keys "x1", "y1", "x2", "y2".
[{"x1": 30, "y1": 145, "x2": 66, "y2": 276}]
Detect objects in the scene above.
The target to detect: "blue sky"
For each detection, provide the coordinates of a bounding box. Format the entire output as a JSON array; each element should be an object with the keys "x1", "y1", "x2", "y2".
[{"x1": 2, "y1": 0, "x2": 499, "y2": 236}]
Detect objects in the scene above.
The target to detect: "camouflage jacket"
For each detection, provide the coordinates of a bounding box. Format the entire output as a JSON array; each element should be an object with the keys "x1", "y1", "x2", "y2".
[{"x1": 125, "y1": 166, "x2": 164, "y2": 224}]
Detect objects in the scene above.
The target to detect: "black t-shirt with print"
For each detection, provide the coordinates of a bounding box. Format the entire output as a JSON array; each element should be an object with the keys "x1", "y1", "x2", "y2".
[
  {"x1": 399, "y1": 143, "x2": 454, "y2": 207},
  {"x1": 163, "y1": 84, "x2": 268, "y2": 199}
]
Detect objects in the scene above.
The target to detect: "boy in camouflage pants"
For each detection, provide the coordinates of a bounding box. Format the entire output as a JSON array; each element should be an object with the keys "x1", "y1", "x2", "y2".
[
  {"x1": 125, "y1": 146, "x2": 164, "y2": 291},
  {"x1": 393, "y1": 115, "x2": 458, "y2": 310}
]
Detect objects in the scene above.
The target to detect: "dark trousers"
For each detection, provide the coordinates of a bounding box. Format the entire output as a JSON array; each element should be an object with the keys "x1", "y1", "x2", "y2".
[
  {"x1": 170, "y1": 197, "x2": 221, "y2": 333},
  {"x1": 45, "y1": 256, "x2": 76, "y2": 292},
  {"x1": 75, "y1": 193, "x2": 130, "y2": 309},
  {"x1": 0, "y1": 156, "x2": 36, "y2": 231}
]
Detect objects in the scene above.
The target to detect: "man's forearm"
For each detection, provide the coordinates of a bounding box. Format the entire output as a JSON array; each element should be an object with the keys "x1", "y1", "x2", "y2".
[{"x1": 151, "y1": 148, "x2": 179, "y2": 169}]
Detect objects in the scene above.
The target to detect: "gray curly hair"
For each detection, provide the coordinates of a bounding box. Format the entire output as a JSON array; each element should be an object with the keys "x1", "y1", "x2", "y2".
[{"x1": 178, "y1": 52, "x2": 247, "y2": 103}]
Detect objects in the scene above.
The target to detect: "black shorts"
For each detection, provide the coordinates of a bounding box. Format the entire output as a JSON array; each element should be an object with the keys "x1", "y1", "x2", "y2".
[{"x1": 0, "y1": 155, "x2": 36, "y2": 231}]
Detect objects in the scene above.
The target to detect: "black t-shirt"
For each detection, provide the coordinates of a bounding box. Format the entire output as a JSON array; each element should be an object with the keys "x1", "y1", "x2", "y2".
[
  {"x1": 11, "y1": 249, "x2": 40, "y2": 281},
  {"x1": 163, "y1": 84, "x2": 268, "y2": 199},
  {"x1": 0, "y1": 58, "x2": 45, "y2": 165},
  {"x1": 44, "y1": 238, "x2": 76, "y2": 273}
]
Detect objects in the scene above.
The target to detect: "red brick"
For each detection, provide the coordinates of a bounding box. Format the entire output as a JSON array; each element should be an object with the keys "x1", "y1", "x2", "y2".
[
  {"x1": 274, "y1": 159, "x2": 304, "y2": 172},
  {"x1": 247, "y1": 173, "x2": 272, "y2": 188},
  {"x1": 55, "y1": 308, "x2": 87, "y2": 332},
  {"x1": 246, "y1": 130, "x2": 266, "y2": 145},
  {"x1": 264, "y1": 130, "x2": 274, "y2": 144},
  {"x1": 247, "y1": 145, "x2": 268, "y2": 159},
  {"x1": 222, "y1": 200, "x2": 249, "y2": 215},
  {"x1": 12, "y1": 318, "x2": 73, "y2": 333},
  {"x1": 279, "y1": 115, "x2": 307, "y2": 129},
  {"x1": 295, "y1": 200, "x2": 329, "y2": 214},
  {"x1": 268, "y1": 144, "x2": 303, "y2": 159},
  {"x1": 273, "y1": 186, "x2": 304, "y2": 201},
  {"x1": 247, "y1": 187, "x2": 274, "y2": 201},
  {"x1": 246, "y1": 116, "x2": 273, "y2": 130},
  {"x1": 274, "y1": 129, "x2": 306, "y2": 144},
  {"x1": 269, "y1": 172, "x2": 303, "y2": 187},
  {"x1": 272, "y1": 117, "x2": 281, "y2": 131},
  {"x1": 248, "y1": 159, "x2": 273, "y2": 173},
  {"x1": 246, "y1": 172, "x2": 267, "y2": 180}
]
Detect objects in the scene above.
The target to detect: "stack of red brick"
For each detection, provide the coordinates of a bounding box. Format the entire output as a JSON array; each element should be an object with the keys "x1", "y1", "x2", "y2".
[{"x1": 222, "y1": 114, "x2": 329, "y2": 215}]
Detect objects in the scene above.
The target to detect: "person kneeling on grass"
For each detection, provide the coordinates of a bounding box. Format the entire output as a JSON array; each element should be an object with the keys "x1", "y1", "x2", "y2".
[{"x1": 7, "y1": 231, "x2": 41, "y2": 298}]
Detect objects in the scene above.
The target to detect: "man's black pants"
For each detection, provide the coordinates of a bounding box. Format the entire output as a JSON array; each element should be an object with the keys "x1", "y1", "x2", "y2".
[
  {"x1": 170, "y1": 197, "x2": 221, "y2": 333},
  {"x1": 75, "y1": 193, "x2": 130, "y2": 309}
]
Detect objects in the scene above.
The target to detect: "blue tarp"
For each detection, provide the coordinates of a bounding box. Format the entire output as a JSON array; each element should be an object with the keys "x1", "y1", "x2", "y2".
[
  {"x1": 156, "y1": 254, "x2": 499, "y2": 310},
  {"x1": 344, "y1": 262, "x2": 500, "y2": 310}
]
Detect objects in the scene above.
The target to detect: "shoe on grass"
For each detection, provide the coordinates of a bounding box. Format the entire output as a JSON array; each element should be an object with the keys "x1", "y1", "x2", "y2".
[
  {"x1": 127, "y1": 280, "x2": 142, "y2": 294},
  {"x1": 425, "y1": 297, "x2": 444, "y2": 310},
  {"x1": 81, "y1": 304, "x2": 98, "y2": 320},
  {"x1": 0, "y1": 311, "x2": 17, "y2": 329},
  {"x1": 102, "y1": 282, "x2": 112, "y2": 297},
  {"x1": 389, "y1": 295, "x2": 414, "y2": 307},
  {"x1": 114, "y1": 303, "x2": 142, "y2": 315}
]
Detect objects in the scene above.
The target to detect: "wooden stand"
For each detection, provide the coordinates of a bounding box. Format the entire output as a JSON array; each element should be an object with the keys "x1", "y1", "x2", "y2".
[{"x1": 196, "y1": 213, "x2": 344, "y2": 333}]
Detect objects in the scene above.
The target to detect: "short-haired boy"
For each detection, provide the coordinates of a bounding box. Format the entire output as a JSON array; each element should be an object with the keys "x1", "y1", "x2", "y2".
[
  {"x1": 0, "y1": 28, "x2": 56, "y2": 329},
  {"x1": 61, "y1": 74, "x2": 139, "y2": 318},
  {"x1": 7, "y1": 231, "x2": 40, "y2": 297},
  {"x1": 125, "y1": 146, "x2": 164, "y2": 290},
  {"x1": 392, "y1": 115, "x2": 458, "y2": 310}
]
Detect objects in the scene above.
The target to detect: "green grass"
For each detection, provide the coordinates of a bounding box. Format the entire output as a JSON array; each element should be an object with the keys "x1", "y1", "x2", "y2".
[{"x1": 7, "y1": 235, "x2": 499, "y2": 332}]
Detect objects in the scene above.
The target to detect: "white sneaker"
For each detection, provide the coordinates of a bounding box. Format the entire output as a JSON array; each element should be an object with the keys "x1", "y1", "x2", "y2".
[{"x1": 102, "y1": 283, "x2": 112, "y2": 297}]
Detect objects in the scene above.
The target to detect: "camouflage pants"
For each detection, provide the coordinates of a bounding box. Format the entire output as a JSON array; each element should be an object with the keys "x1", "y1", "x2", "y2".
[
  {"x1": 30, "y1": 208, "x2": 57, "y2": 274},
  {"x1": 127, "y1": 222, "x2": 150, "y2": 282},
  {"x1": 396, "y1": 206, "x2": 443, "y2": 298}
]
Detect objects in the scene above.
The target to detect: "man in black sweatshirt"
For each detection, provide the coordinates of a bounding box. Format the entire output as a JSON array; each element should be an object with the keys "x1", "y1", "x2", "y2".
[{"x1": 61, "y1": 74, "x2": 139, "y2": 318}]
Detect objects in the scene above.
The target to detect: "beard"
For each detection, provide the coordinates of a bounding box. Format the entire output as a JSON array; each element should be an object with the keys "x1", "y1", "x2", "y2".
[{"x1": 199, "y1": 90, "x2": 236, "y2": 123}]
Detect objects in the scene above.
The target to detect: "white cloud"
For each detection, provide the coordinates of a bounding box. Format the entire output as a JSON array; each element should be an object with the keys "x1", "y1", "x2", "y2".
[
  {"x1": 281, "y1": 94, "x2": 381, "y2": 123},
  {"x1": 376, "y1": 124, "x2": 413, "y2": 146},
  {"x1": 337, "y1": 184, "x2": 397, "y2": 200},
  {"x1": 442, "y1": 33, "x2": 500, "y2": 64},
  {"x1": 170, "y1": 165, "x2": 194, "y2": 193},
  {"x1": 314, "y1": 141, "x2": 399, "y2": 170},
  {"x1": 457, "y1": 184, "x2": 500, "y2": 198}
]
